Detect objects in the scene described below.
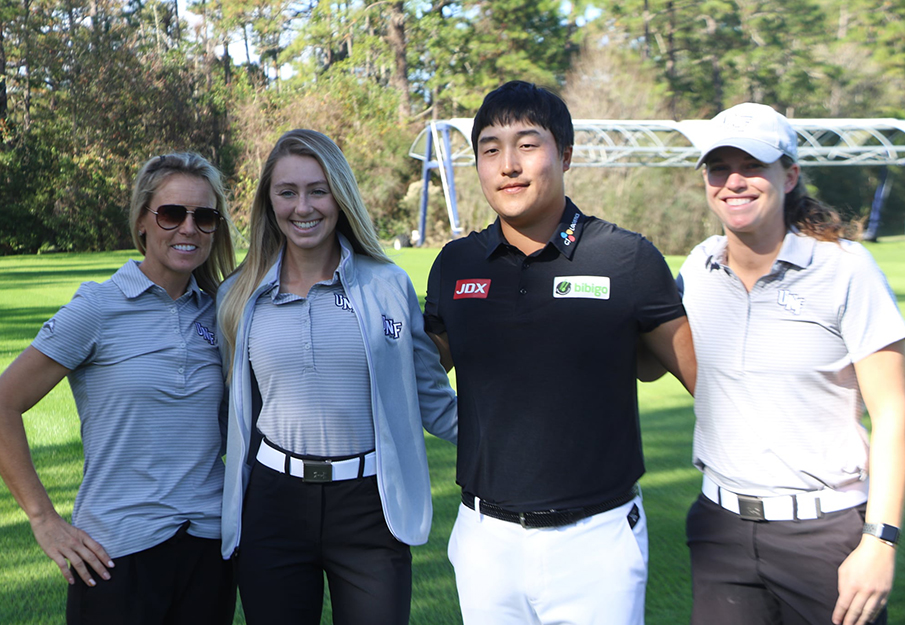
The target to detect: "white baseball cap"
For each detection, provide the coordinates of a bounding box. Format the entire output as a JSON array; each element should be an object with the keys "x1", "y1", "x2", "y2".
[{"x1": 695, "y1": 102, "x2": 798, "y2": 168}]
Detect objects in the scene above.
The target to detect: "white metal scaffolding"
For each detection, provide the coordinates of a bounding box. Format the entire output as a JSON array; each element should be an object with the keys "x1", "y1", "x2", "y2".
[{"x1": 409, "y1": 117, "x2": 905, "y2": 243}]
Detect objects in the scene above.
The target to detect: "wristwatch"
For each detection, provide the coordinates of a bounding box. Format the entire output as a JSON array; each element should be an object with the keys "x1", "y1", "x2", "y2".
[{"x1": 863, "y1": 523, "x2": 900, "y2": 546}]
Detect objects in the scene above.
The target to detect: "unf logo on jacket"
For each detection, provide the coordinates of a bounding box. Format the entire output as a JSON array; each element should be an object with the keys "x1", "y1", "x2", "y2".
[{"x1": 383, "y1": 315, "x2": 403, "y2": 339}]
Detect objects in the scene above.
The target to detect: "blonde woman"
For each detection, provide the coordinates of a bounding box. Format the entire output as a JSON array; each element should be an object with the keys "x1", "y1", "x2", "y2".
[
  {"x1": 0, "y1": 153, "x2": 237, "y2": 624},
  {"x1": 217, "y1": 129, "x2": 457, "y2": 624}
]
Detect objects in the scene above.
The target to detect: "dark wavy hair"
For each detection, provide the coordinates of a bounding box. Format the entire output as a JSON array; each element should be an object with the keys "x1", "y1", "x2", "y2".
[{"x1": 780, "y1": 156, "x2": 860, "y2": 242}]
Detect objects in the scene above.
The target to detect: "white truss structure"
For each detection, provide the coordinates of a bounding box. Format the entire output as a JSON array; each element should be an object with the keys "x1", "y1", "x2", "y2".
[
  {"x1": 410, "y1": 117, "x2": 905, "y2": 168},
  {"x1": 407, "y1": 117, "x2": 905, "y2": 242}
]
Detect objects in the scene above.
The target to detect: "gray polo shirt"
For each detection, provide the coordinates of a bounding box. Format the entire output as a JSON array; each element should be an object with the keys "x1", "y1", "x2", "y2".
[
  {"x1": 248, "y1": 248, "x2": 373, "y2": 457},
  {"x1": 678, "y1": 231, "x2": 905, "y2": 496},
  {"x1": 32, "y1": 260, "x2": 224, "y2": 558}
]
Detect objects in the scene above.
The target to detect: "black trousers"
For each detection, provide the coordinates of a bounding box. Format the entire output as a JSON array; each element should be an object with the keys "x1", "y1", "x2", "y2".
[
  {"x1": 66, "y1": 522, "x2": 236, "y2": 625},
  {"x1": 687, "y1": 495, "x2": 885, "y2": 625},
  {"x1": 237, "y1": 461, "x2": 412, "y2": 625}
]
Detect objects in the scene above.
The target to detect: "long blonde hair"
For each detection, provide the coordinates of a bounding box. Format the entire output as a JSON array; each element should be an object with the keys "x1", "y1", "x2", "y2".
[
  {"x1": 218, "y1": 129, "x2": 390, "y2": 367},
  {"x1": 130, "y1": 153, "x2": 236, "y2": 294}
]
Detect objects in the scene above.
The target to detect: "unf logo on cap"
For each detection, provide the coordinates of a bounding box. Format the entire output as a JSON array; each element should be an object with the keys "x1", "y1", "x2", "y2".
[{"x1": 724, "y1": 115, "x2": 754, "y2": 131}]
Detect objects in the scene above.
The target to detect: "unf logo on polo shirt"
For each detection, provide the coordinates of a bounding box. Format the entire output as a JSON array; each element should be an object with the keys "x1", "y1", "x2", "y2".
[
  {"x1": 334, "y1": 293, "x2": 354, "y2": 312},
  {"x1": 777, "y1": 289, "x2": 804, "y2": 315},
  {"x1": 453, "y1": 279, "x2": 491, "y2": 299},
  {"x1": 195, "y1": 322, "x2": 217, "y2": 346},
  {"x1": 553, "y1": 276, "x2": 610, "y2": 300}
]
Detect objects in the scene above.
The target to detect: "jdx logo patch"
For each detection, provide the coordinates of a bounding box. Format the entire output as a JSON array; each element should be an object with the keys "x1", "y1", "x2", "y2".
[
  {"x1": 552, "y1": 276, "x2": 610, "y2": 300},
  {"x1": 382, "y1": 315, "x2": 403, "y2": 339},
  {"x1": 777, "y1": 289, "x2": 804, "y2": 315},
  {"x1": 195, "y1": 322, "x2": 217, "y2": 346},
  {"x1": 454, "y1": 279, "x2": 491, "y2": 299}
]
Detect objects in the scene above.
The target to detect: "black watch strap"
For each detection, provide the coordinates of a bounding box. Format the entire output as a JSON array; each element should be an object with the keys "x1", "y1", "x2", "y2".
[{"x1": 863, "y1": 523, "x2": 900, "y2": 546}]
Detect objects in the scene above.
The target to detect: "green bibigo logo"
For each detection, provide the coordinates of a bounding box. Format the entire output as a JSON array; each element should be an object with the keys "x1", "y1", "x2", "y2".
[{"x1": 552, "y1": 275, "x2": 610, "y2": 300}]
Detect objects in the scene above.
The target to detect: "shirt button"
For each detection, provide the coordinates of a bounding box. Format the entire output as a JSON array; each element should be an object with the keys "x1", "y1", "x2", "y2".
[
  {"x1": 181, "y1": 342, "x2": 186, "y2": 347},
  {"x1": 170, "y1": 308, "x2": 176, "y2": 314},
  {"x1": 519, "y1": 288, "x2": 527, "y2": 295},
  {"x1": 178, "y1": 367, "x2": 184, "y2": 373},
  {"x1": 306, "y1": 344, "x2": 311, "y2": 350}
]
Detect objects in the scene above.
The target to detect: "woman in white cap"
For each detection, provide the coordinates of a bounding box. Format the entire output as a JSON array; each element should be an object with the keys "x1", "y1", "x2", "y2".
[{"x1": 678, "y1": 103, "x2": 905, "y2": 625}]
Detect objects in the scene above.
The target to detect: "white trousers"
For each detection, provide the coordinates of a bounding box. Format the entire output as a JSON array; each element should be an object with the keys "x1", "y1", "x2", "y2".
[{"x1": 448, "y1": 493, "x2": 648, "y2": 625}]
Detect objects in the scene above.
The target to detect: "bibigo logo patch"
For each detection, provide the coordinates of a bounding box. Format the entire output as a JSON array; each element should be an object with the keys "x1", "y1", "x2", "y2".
[{"x1": 553, "y1": 276, "x2": 610, "y2": 300}]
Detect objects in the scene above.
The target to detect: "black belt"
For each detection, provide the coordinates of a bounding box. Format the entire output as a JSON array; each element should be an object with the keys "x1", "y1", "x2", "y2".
[{"x1": 461, "y1": 484, "x2": 640, "y2": 529}]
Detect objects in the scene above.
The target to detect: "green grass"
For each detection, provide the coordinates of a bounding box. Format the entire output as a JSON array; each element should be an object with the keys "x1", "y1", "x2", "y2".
[{"x1": 2, "y1": 240, "x2": 905, "y2": 624}]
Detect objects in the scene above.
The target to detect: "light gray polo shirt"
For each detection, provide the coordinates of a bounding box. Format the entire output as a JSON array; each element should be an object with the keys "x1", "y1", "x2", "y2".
[
  {"x1": 32, "y1": 260, "x2": 224, "y2": 558},
  {"x1": 248, "y1": 247, "x2": 373, "y2": 457},
  {"x1": 678, "y1": 231, "x2": 905, "y2": 496}
]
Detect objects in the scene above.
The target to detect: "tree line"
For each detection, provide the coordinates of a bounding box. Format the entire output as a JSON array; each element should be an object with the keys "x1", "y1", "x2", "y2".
[{"x1": 2, "y1": 0, "x2": 904, "y2": 256}]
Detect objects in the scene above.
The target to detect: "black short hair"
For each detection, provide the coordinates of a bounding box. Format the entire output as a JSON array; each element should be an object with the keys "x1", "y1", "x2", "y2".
[{"x1": 472, "y1": 81, "x2": 574, "y2": 158}]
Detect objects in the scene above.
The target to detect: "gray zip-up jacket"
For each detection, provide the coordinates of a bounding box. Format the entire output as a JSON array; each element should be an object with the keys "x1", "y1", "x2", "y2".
[{"x1": 219, "y1": 235, "x2": 458, "y2": 558}]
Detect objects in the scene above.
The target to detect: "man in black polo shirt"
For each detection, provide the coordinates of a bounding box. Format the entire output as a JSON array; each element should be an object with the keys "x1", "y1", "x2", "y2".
[{"x1": 424, "y1": 81, "x2": 695, "y2": 624}]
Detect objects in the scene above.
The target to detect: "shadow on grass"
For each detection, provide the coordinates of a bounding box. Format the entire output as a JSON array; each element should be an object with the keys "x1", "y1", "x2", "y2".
[
  {"x1": 412, "y1": 435, "x2": 461, "y2": 625},
  {"x1": 639, "y1": 399, "x2": 699, "y2": 625},
  {"x1": 0, "y1": 307, "x2": 62, "y2": 342},
  {"x1": 0, "y1": 267, "x2": 119, "y2": 287},
  {"x1": 0, "y1": 562, "x2": 70, "y2": 625},
  {"x1": 0, "y1": 439, "x2": 84, "y2": 625}
]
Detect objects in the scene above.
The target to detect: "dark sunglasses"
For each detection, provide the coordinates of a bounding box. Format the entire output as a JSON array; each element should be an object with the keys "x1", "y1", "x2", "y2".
[{"x1": 145, "y1": 205, "x2": 221, "y2": 233}]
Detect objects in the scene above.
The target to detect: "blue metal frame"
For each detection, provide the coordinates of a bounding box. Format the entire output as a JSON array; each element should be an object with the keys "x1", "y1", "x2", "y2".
[
  {"x1": 417, "y1": 122, "x2": 462, "y2": 246},
  {"x1": 864, "y1": 167, "x2": 892, "y2": 241}
]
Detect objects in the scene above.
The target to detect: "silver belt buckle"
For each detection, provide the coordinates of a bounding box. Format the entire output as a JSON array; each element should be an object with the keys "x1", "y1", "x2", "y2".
[
  {"x1": 737, "y1": 494, "x2": 766, "y2": 521},
  {"x1": 303, "y1": 460, "x2": 333, "y2": 483}
]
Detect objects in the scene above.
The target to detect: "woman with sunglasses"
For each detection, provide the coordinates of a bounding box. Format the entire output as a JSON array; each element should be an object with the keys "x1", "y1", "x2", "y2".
[
  {"x1": 0, "y1": 153, "x2": 237, "y2": 624},
  {"x1": 216, "y1": 129, "x2": 457, "y2": 624},
  {"x1": 679, "y1": 103, "x2": 905, "y2": 625}
]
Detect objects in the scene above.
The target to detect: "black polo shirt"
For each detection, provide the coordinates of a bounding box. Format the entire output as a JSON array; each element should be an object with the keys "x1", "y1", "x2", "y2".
[{"x1": 424, "y1": 199, "x2": 685, "y2": 512}]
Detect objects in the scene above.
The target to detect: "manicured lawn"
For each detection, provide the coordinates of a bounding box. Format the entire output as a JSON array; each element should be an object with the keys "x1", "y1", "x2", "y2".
[{"x1": 1, "y1": 240, "x2": 905, "y2": 624}]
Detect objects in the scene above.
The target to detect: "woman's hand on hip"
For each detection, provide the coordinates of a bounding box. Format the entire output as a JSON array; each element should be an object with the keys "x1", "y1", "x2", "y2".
[{"x1": 30, "y1": 511, "x2": 114, "y2": 587}]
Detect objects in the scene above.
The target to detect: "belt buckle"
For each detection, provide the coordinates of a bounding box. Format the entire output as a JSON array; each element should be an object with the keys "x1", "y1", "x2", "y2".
[
  {"x1": 737, "y1": 494, "x2": 766, "y2": 521},
  {"x1": 303, "y1": 460, "x2": 333, "y2": 483}
]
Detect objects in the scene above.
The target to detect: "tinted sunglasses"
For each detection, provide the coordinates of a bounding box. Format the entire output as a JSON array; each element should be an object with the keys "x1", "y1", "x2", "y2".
[{"x1": 145, "y1": 205, "x2": 221, "y2": 233}]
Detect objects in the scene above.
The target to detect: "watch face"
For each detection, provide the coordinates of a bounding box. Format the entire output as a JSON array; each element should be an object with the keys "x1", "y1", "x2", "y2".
[{"x1": 879, "y1": 525, "x2": 899, "y2": 544}]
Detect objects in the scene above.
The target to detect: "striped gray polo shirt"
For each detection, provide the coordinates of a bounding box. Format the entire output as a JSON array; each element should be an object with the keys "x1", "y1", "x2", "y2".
[
  {"x1": 678, "y1": 231, "x2": 905, "y2": 497},
  {"x1": 248, "y1": 249, "x2": 373, "y2": 457},
  {"x1": 32, "y1": 260, "x2": 224, "y2": 558}
]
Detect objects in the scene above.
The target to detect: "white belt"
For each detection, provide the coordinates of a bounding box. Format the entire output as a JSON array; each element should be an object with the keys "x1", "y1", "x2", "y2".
[
  {"x1": 256, "y1": 439, "x2": 377, "y2": 483},
  {"x1": 702, "y1": 474, "x2": 868, "y2": 521}
]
